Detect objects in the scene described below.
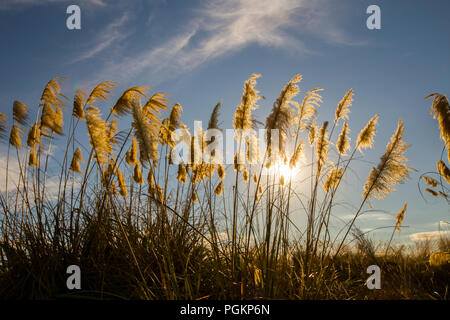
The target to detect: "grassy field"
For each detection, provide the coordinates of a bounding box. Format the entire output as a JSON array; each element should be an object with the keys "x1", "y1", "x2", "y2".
[{"x1": 0, "y1": 76, "x2": 448, "y2": 299}]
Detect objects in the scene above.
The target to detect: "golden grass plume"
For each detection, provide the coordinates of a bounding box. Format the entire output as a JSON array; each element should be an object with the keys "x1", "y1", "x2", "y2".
[{"x1": 363, "y1": 119, "x2": 412, "y2": 200}]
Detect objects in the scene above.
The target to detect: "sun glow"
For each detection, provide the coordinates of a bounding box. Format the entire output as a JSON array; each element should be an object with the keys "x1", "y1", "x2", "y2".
[
  {"x1": 278, "y1": 163, "x2": 295, "y2": 179},
  {"x1": 267, "y1": 161, "x2": 298, "y2": 181}
]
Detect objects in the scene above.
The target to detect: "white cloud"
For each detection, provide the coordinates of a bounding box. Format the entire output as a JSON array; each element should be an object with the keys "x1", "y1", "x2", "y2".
[
  {"x1": 3, "y1": 0, "x2": 363, "y2": 86},
  {"x1": 0, "y1": 150, "x2": 69, "y2": 203},
  {"x1": 409, "y1": 230, "x2": 450, "y2": 242},
  {"x1": 0, "y1": 152, "x2": 23, "y2": 193},
  {"x1": 91, "y1": 0, "x2": 359, "y2": 85},
  {"x1": 72, "y1": 12, "x2": 130, "y2": 63},
  {"x1": 341, "y1": 212, "x2": 392, "y2": 221}
]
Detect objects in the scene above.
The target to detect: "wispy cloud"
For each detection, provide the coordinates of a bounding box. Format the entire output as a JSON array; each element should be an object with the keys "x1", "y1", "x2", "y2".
[
  {"x1": 341, "y1": 212, "x2": 393, "y2": 221},
  {"x1": 0, "y1": 153, "x2": 22, "y2": 193},
  {"x1": 72, "y1": 12, "x2": 130, "y2": 63},
  {"x1": 0, "y1": 150, "x2": 74, "y2": 202},
  {"x1": 90, "y1": 0, "x2": 359, "y2": 85},
  {"x1": 409, "y1": 230, "x2": 450, "y2": 242},
  {"x1": 9, "y1": 0, "x2": 361, "y2": 86}
]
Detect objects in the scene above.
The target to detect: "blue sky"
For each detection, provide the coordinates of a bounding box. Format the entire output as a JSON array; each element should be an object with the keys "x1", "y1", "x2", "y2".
[{"x1": 0, "y1": 0, "x2": 449, "y2": 245}]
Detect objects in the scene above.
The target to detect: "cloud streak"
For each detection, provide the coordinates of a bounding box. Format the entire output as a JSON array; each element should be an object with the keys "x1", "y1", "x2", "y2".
[
  {"x1": 72, "y1": 12, "x2": 130, "y2": 63},
  {"x1": 90, "y1": 0, "x2": 354, "y2": 85},
  {"x1": 409, "y1": 230, "x2": 450, "y2": 242},
  {"x1": 341, "y1": 212, "x2": 393, "y2": 221}
]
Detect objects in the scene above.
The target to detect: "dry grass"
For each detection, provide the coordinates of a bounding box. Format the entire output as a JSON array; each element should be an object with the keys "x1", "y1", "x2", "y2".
[{"x1": 0, "y1": 76, "x2": 448, "y2": 300}]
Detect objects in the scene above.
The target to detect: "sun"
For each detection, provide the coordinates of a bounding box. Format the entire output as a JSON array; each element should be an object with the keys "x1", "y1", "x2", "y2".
[
  {"x1": 268, "y1": 161, "x2": 297, "y2": 180},
  {"x1": 278, "y1": 163, "x2": 294, "y2": 179}
]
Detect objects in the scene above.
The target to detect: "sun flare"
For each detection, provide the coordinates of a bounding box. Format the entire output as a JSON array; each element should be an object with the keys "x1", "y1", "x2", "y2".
[{"x1": 268, "y1": 161, "x2": 298, "y2": 180}]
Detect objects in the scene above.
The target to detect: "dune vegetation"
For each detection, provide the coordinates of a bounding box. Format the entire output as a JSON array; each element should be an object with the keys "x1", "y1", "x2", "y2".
[{"x1": 0, "y1": 75, "x2": 448, "y2": 299}]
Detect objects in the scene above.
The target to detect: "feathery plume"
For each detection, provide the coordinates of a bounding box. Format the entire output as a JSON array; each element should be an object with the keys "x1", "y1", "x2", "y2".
[
  {"x1": 217, "y1": 163, "x2": 225, "y2": 180},
  {"x1": 294, "y1": 88, "x2": 323, "y2": 130},
  {"x1": 126, "y1": 137, "x2": 138, "y2": 166},
  {"x1": 290, "y1": 141, "x2": 304, "y2": 168},
  {"x1": 243, "y1": 168, "x2": 249, "y2": 182},
  {"x1": 437, "y1": 160, "x2": 450, "y2": 184},
  {"x1": 53, "y1": 107, "x2": 64, "y2": 135},
  {"x1": 357, "y1": 114, "x2": 379, "y2": 152},
  {"x1": 422, "y1": 176, "x2": 439, "y2": 188},
  {"x1": 363, "y1": 120, "x2": 412, "y2": 200},
  {"x1": 215, "y1": 181, "x2": 223, "y2": 196},
  {"x1": 158, "y1": 119, "x2": 172, "y2": 146},
  {"x1": 131, "y1": 100, "x2": 159, "y2": 164},
  {"x1": 117, "y1": 169, "x2": 128, "y2": 197},
  {"x1": 335, "y1": 88, "x2": 353, "y2": 124},
  {"x1": 85, "y1": 106, "x2": 113, "y2": 165},
  {"x1": 395, "y1": 203, "x2": 407, "y2": 233},
  {"x1": 234, "y1": 153, "x2": 244, "y2": 172},
  {"x1": 208, "y1": 101, "x2": 222, "y2": 130},
  {"x1": 426, "y1": 94, "x2": 450, "y2": 152},
  {"x1": 29, "y1": 149, "x2": 38, "y2": 167},
  {"x1": 40, "y1": 77, "x2": 67, "y2": 110},
  {"x1": 133, "y1": 163, "x2": 144, "y2": 184},
  {"x1": 206, "y1": 101, "x2": 222, "y2": 160},
  {"x1": 107, "y1": 119, "x2": 118, "y2": 146},
  {"x1": 13, "y1": 100, "x2": 29, "y2": 126},
  {"x1": 27, "y1": 121, "x2": 41, "y2": 148},
  {"x1": 0, "y1": 113, "x2": 7, "y2": 141},
  {"x1": 69, "y1": 147, "x2": 84, "y2": 173},
  {"x1": 280, "y1": 175, "x2": 285, "y2": 186},
  {"x1": 336, "y1": 121, "x2": 351, "y2": 155},
  {"x1": 112, "y1": 86, "x2": 148, "y2": 115},
  {"x1": 85, "y1": 81, "x2": 116, "y2": 107},
  {"x1": 257, "y1": 184, "x2": 263, "y2": 199},
  {"x1": 253, "y1": 173, "x2": 258, "y2": 184},
  {"x1": 323, "y1": 166, "x2": 343, "y2": 192},
  {"x1": 177, "y1": 163, "x2": 187, "y2": 183},
  {"x1": 192, "y1": 191, "x2": 198, "y2": 203},
  {"x1": 9, "y1": 124, "x2": 23, "y2": 148},
  {"x1": 169, "y1": 103, "x2": 183, "y2": 131},
  {"x1": 266, "y1": 74, "x2": 301, "y2": 156},
  {"x1": 40, "y1": 103, "x2": 56, "y2": 132},
  {"x1": 160, "y1": 103, "x2": 183, "y2": 147},
  {"x1": 40, "y1": 104, "x2": 63, "y2": 135},
  {"x1": 143, "y1": 92, "x2": 170, "y2": 123},
  {"x1": 316, "y1": 121, "x2": 329, "y2": 170},
  {"x1": 147, "y1": 169, "x2": 155, "y2": 186},
  {"x1": 246, "y1": 134, "x2": 259, "y2": 164},
  {"x1": 233, "y1": 74, "x2": 262, "y2": 131},
  {"x1": 308, "y1": 118, "x2": 317, "y2": 146},
  {"x1": 73, "y1": 89, "x2": 86, "y2": 120}
]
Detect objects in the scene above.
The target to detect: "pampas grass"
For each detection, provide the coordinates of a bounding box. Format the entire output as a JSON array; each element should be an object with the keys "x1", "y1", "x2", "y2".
[
  {"x1": 13, "y1": 100, "x2": 29, "y2": 126},
  {"x1": 0, "y1": 75, "x2": 445, "y2": 301},
  {"x1": 0, "y1": 113, "x2": 7, "y2": 141},
  {"x1": 336, "y1": 121, "x2": 350, "y2": 155},
  {"x1": 356, "y1": 114, "x2": 379, "y2": 151},
  {"x1": 334, "y1": 88, "x2": 353, "y2": 124},
  {"x1": 233, "y1": 73, "x2": 261, "y2": 131},
  {"x1": 85, "y1": 106, "x2": 113, "y2": 165},
  {"x1": 363, "y1": 120, "x2": 411, "y2": 200},
  {"x1": 9, "y1": 124, "x2": 23, "y2": 148},
  {"x1": 73, "y1": 89, "x2": 86, "y2": 120}
]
